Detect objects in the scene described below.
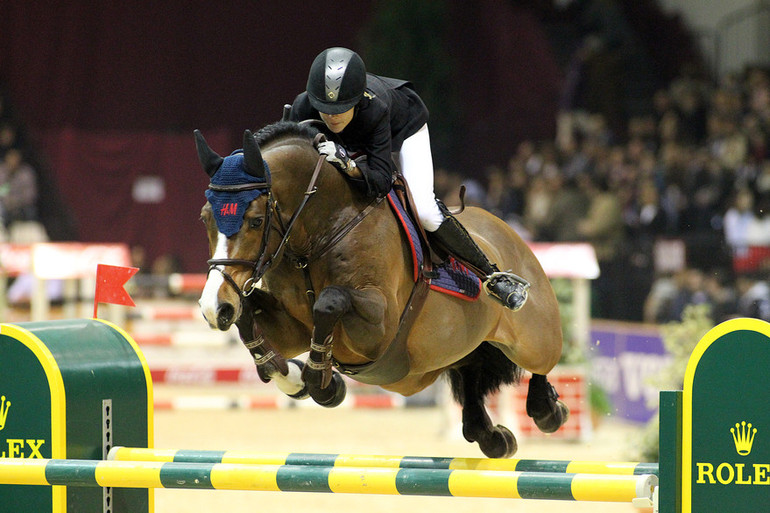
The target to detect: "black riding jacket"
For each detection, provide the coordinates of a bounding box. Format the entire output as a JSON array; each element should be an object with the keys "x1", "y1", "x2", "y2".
[{"x1": 289, "y1": 74, "x2": 429, "y2": 198}]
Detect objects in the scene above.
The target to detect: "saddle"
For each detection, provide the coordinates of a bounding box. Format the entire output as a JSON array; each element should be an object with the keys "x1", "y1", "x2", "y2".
[
  {"x1": 248, "y1": 115, "x2": 479, "y2": 385},
  {"x1": 330, "y1": 178, "x2": 480, "y2": 385},
  {"x1": 388, "y1": 178, "x2": 481, "y2": 300}
]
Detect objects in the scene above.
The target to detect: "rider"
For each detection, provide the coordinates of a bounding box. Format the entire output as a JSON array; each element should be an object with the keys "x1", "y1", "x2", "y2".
[{"x1": 287, "y1": 47, "x2": 529, "y2": 311}]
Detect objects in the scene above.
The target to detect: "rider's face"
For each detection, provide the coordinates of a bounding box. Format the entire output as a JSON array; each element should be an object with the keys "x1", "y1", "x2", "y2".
[{"x1": 320, "y1": 108, "x2": 355, "y2": 133}]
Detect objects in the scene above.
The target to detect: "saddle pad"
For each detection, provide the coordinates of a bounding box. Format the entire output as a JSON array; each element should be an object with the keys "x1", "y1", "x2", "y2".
[{"x1": 387, "y1": 191, "x2": 481, "y2": 301}]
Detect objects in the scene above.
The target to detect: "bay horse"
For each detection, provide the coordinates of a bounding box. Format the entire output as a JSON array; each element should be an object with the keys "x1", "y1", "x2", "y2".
[{"x1": 196, "y1": 121, "x2": 568, "y2": 458}]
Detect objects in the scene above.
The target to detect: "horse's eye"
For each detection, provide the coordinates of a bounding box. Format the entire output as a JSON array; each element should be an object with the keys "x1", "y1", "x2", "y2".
[{"x1": 249, "y1": 217, "x2": 264, "y2": 229}]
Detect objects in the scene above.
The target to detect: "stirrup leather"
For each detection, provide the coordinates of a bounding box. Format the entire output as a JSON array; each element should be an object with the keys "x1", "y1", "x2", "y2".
[{"x1": 483, "y1": 271, "x2": 531, "y2": 311}]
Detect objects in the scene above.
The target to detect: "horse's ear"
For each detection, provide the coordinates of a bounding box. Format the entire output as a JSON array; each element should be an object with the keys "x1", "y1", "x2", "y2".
[
  {"x1": 194, "y1": 130, "x2": 224, "y2": 177},
  {"x1": 242, "y1": 129, "x2": 266, "y2": 179}
]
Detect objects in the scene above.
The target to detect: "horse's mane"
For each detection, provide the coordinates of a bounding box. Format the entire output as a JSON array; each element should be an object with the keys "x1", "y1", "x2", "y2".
[{"x1": 254, "y1": 121, "x2": 319, "y2": 147}]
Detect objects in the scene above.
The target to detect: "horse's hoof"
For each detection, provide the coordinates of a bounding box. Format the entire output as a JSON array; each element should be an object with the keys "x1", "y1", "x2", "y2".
[
  {"x1": 463, "y1": 423, "x2": 518, "y2": 459},
  {"x1": 309, "y1": 372, "x2": 347, "y2": 408},
  {"x1": 301, "y1": 365, "x2": 323, "y2": 387},
  {"x1": 478, "y1": 425, "x2": 518, "y2": 459},
  {"x1": 532, "y1": 400, "x2": 570, "y2": 434}
]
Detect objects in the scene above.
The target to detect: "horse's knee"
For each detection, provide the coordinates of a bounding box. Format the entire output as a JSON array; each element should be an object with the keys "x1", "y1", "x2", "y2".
[
  {"x1": 313, "y1": 286, "x2": 353, "y2": 323},
  {"x1": 347, "y1": 287, "x2": 386, "y2": 325},
  {"x1": 339, "y1": 288, "x2": 388, "y2": 349}
]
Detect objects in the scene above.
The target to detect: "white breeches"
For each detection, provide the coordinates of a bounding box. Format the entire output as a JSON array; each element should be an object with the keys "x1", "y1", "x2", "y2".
[{"x1": 398, "y1": 124, "x2": 444, "y2": 232}]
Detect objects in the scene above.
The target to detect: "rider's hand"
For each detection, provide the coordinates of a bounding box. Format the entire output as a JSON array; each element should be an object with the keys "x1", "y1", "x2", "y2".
[{"x1": 318, "y1": 141, "x2": 357, "y2": 175}]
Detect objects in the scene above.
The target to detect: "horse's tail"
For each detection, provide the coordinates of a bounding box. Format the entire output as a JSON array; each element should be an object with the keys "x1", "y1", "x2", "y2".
[{"x1": 445, "y1": 342, "x2": 522, "y2": 405}]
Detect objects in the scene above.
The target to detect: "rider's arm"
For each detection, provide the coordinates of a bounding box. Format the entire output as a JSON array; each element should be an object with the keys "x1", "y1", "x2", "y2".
[
  {"x1": 353, "y1": 109, "x2": 395, "y2": 198},
  {"x1": 342, "y1": 162, "x2": 363, "y2": 178},
  {"x1": 287, "y1": 92, "x2": 393, "y2": 198}
]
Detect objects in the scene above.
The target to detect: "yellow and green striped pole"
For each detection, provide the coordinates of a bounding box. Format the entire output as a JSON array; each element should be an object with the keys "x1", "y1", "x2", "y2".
[
  {"x1": 109, "y1": 446, "x2": 659, "y2": 476},
  {"x1": 0, "y1": 458, "x2": 657, "y2": 502}
]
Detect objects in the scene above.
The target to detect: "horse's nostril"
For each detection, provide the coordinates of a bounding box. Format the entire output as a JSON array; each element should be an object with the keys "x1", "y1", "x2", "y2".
[{"x1": 216, "y1": 303, "x2": 235, "y2": 330}]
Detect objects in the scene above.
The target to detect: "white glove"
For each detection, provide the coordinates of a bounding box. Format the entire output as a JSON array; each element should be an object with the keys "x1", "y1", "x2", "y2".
[{"x1": 317, "y1": 141, "x2": 356, "y2": 173}]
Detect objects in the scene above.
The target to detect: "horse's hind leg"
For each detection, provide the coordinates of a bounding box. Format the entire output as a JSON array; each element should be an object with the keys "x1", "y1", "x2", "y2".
[
  {"x1": 526, "y1": 374, "x2": 570, "y2": 433},
  {"x1": 447, "y1": 343, "x2": 521, "y2": 458}
]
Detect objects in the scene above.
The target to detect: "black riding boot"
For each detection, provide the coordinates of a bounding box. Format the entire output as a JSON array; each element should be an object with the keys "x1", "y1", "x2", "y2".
[{"x1": 430, "y1": 214, "x2": 530, "y2": 311}]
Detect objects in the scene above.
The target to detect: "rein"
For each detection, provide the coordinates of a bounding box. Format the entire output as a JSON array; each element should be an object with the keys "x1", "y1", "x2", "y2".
[
  {"x1": 285, "y1": 194, "x2": 382, "y2": 305},
  {"x1": 207, "y1": 142, "x2": 380, "y2": 303}
]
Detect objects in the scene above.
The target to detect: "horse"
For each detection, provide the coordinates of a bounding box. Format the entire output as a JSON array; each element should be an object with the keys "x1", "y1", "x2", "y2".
[{"x1": 195, "y1": 121, "x2": 568, "y2": 458}]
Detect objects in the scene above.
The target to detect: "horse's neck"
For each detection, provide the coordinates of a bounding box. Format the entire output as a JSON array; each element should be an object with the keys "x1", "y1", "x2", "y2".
[
  {"x1": 273, "y1": 147, "x2": 359, "y2": 252},
  {"x1": 265, "y1": 140, "x2": 407, "y2": 299}
]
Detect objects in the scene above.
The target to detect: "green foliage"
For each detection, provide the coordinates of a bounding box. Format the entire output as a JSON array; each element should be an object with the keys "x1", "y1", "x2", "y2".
[
  {"x1": 551, "y1": 278, "x2": 615, "y2": 416},
  {"x1": 550, "y1": 278, "x2": 583, "y2": 364},
  {"x1": 635, "y1": 304, "x2": 715, "y2": 462},
  {"x1": 589, "y1": 381, "x2": 613, "y2": 416},
  {"x1": 637, "y1": 416, "x2": 662, "y2": 463},
  {"x1": 650, "y1": 304, "x2": 714, "y2": 392}
]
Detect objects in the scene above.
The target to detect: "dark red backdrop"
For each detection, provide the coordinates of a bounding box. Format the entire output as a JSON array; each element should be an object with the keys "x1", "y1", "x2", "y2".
[{"x1": 1, "y1": 1, "x2": 560, "y2": 272}]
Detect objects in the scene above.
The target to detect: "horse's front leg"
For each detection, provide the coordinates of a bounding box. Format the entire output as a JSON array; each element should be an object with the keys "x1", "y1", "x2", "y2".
[
  {"x1": 301, "y1": 286, "x2": 351, "y2": 407},
  {"x1": 235, "y1": 289, "x2": 309, "y2": 399},
  {"x1": 302, "y1": 285, "x2": 386, "y2": 407}
]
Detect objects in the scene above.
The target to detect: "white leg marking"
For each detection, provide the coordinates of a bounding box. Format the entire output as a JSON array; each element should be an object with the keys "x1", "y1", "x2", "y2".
[
  {"x1": 274, "y1": 360, "x2": 307, "y2": 396},
  {"x1": 199, "y1": 232, "x2": 228, "y2": 327}
]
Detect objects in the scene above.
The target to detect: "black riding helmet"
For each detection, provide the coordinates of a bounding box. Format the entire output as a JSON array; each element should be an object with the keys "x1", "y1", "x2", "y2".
[{"x1": 306, "y1": 47, "x2": 366, "y2": 115}]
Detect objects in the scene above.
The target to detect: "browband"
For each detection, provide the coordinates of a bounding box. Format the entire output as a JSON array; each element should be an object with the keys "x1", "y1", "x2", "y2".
[{"x1": 207, "y1": 182, "x2": 271, "y2": 192}]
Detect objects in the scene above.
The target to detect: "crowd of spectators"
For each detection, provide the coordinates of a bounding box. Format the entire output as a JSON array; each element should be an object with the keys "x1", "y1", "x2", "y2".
[
  {"x1": 3, "y1": 58, "x2": 768, "y2": 325},
  {"x1": 435, "y1": 66, "x2": 770, "y2": 324},
  {"x1": 0, "y1": 88, "x2": 45, "y2": 244}
]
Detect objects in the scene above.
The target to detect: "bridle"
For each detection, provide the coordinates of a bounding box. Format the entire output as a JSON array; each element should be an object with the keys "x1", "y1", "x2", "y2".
[
  {"x1": 205, "y1": 149, "x2": 324, "y2": 298},
  {"x1": 205, "y1": 137, "x2": 382, "y2": 303}
]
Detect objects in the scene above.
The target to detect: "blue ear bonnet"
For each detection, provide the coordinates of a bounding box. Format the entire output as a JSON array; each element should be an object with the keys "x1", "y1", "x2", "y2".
[{"x1": 205, "y1": 150, "x2": 271, "y2": 237}]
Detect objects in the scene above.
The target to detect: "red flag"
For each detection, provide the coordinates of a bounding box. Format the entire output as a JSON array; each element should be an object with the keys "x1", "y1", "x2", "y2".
[{"x1": 93, "y1": 264, "x2": 139, "y2": 318}]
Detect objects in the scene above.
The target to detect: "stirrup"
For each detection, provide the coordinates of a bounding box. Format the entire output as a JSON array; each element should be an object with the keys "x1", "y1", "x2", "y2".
[{"x1": 483, "y1": 271, "x2": 530, "y2": 311}]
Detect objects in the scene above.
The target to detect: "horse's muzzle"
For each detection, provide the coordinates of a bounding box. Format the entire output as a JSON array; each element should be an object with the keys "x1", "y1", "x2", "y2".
[{"x1": 216, "y1": 302, "x2": 237, "y2": 331}]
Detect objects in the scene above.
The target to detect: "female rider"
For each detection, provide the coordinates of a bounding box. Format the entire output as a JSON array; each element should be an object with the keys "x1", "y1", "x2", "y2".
[{"x1": 287, "y1": 47, "x2": 529, "y2": 311}]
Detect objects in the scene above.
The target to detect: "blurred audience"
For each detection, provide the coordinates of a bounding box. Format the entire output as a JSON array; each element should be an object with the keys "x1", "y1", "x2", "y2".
[
  {"x1": 0, "y1": 120, "x2": 21, "y2": 159},
  {"x1": 735, "y1": 274, "x2": 770, "y2": 321},
  {"x1": 575, "y1": 171, "x2": 625, "y2": 319},
  {"x1": 2, "y1": 60, "x2": 769, "y2": 324},
  {"x1": 0, "y1": 88, "x2": 44, "y2": 244},
  {"x1": 540, "y1": 173, "x2": 589, "y2": 242},
  {"x1": 451, "y1": 65, "x2": 770, "y2": 323},
  {"x1": 0, "y1": 148, "x2": 39, "y2": 232}
]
